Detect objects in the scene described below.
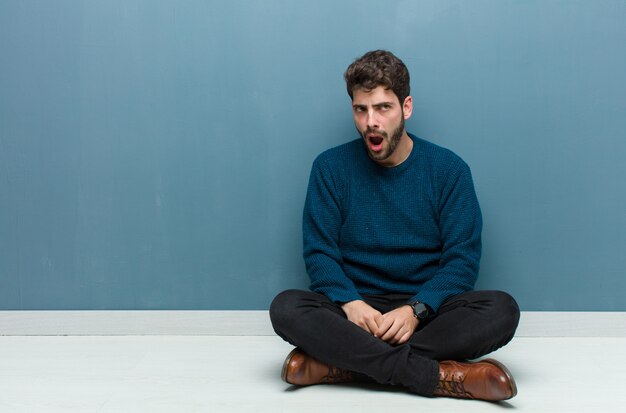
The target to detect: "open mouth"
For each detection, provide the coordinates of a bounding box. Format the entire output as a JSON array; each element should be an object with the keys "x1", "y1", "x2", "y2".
[{"x1": 367, "y1": 134, "x2": 384, "y2": 152}]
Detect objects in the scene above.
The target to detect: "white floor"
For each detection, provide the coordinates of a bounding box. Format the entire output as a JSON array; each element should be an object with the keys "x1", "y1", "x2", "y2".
[{"x1": 0, "y1": 335, "x2": 624, "y2": 412}]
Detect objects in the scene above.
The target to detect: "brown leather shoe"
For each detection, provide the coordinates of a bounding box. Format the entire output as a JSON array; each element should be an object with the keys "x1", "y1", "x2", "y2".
[
  {"x1": 433, "y1": 359, "x2": 517, "y2": 401},
  {"x1": 281, "y1": 348, "x2": 353, "y2": 386}
]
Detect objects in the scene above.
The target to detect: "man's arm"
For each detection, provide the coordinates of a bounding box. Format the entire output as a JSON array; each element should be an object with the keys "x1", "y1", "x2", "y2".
[
  {"x1": 411, "y1": 160, "x2": 482, "y2": 313},
  {"x1": 303, "y1": 157, "x2": 362, "y2": 304}
]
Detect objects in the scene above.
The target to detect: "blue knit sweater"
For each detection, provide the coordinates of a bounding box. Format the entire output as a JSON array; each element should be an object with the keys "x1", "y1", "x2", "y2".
[{"x1": 302, "y1": 134, "x2": 482, "y2": 312}]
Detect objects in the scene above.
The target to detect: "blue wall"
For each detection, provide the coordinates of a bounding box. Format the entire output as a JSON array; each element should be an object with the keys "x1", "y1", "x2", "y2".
[{"x1": 1, "y1": 0, "x2": 625, "y2": 310}]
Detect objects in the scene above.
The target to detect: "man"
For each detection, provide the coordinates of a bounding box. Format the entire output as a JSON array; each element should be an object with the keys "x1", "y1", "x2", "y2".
[{"x1": 270, "y1": 50, "x2": 520, "y2": 401}]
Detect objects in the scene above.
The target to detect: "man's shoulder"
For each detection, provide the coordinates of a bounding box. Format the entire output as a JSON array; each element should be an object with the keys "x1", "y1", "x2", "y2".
[{"x1": 411, "y1": 134, "x2": 469, "y2": 171}]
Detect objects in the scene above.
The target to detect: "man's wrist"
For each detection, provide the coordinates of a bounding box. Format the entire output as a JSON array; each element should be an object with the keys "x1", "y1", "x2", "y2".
[
  {"x1": 341, "y1": 299, "x2": 364, "y2": 308},
  {"x1": 409, "y1": 301, "x2": 431, "y2": 320}
]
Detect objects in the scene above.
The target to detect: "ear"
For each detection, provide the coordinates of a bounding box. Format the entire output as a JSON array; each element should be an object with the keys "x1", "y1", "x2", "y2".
[{"x1": 402, "y1": 96, "x2": 413, "y2": 120}]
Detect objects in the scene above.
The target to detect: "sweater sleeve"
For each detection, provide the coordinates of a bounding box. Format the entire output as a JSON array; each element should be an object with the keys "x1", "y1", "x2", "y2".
[
  {"x1": 302, "y1": 158, "x2": 362, "y2": 303},
  {"x1": 411, "y1": 160, "x2": 482, "y2": 312}
]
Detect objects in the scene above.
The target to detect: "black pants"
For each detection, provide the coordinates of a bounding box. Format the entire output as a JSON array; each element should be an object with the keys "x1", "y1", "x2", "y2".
[{"x1": 269, "y1": 289, "x2": 520, "y2": 396}]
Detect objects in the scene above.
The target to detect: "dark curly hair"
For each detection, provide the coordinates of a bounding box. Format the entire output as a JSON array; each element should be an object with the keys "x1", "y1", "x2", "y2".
[{"x1": 344, "y1": 50, "x2": 410, "y2": 103}]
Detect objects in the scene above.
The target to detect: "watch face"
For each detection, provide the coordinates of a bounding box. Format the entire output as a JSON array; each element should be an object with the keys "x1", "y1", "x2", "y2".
[{"x1": 413, "y1": 302, "x2": 428, "y2": 319}]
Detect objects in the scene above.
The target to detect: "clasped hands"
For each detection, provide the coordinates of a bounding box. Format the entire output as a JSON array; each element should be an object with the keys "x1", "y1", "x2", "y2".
[{"x1": 341, "y1": 299, "x2": 418, "y2": 345}]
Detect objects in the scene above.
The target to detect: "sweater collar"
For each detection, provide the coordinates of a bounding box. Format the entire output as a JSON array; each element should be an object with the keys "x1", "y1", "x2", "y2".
[{"x1": 364, "y1": 133, "x2": 419, "y2": 175}]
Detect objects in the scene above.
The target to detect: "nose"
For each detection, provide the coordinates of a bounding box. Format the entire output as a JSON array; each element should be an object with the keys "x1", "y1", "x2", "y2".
[{"x1": 366, "y1": 109, "x2": 380, "y2": 129}]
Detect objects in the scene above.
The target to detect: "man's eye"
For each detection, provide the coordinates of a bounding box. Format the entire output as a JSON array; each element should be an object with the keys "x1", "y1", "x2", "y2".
[{"x1": 381, "y1": 104, "x2": 391, "y2": 110}]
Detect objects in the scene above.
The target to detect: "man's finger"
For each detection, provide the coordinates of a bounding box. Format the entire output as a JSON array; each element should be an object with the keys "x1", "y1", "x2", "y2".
[
  {"x1": 367, "y1": 315, "x2": 385, "y2": 336},
  {"x1": 393, "y1": 327, "x2": 408, "y2": 343},
  {"x1": 397, "y1": 331, "x2": 412, "y2": 344},
  {"x1": 358, "y1": 321, "x2": 371, "y2": 333},
  {"x1": 381, "y1": 320, "x2": 401, "y2": 341},
  {"x1": 375, "y1": 316, "x2": 394, "y2": 338},
  {"x1": 374, "y1": 313, "x2": 384, "y2": 328}
]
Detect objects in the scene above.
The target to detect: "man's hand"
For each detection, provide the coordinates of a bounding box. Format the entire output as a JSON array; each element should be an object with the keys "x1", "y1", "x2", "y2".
[
  {"x1": 341, "y1": 300, "x2": 383, "y2": 335},
  {"x1": 376, "y1": 305, "x2": 418, "y2": 345}
]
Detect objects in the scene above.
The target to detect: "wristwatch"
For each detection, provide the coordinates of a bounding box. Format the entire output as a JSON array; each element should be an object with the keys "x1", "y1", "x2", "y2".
[{"x1": 410, "y1": 301, "x2": 430, "y2": 320}]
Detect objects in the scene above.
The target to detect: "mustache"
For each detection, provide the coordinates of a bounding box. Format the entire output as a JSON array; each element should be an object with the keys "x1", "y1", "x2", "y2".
[{"x1": 364, "y1": 127, "x2": 387, "y2": 138}]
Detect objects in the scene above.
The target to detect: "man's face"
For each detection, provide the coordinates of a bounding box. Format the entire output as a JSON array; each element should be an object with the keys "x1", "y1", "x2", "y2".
[{"x1": 351, "y1": 86, "x2": 412, "y2": 166}]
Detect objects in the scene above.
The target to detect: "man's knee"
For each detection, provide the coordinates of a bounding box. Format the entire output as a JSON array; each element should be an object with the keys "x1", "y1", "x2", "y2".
[
  {"x1": 270, "y1": 289, "x2": 297, "y2": 321},
  {"x1": 269, "y1": 289, "x2": 312, "y2": 330},
  {"x1": 487, "y1": 291, "x2": 521, "y2": 335}
]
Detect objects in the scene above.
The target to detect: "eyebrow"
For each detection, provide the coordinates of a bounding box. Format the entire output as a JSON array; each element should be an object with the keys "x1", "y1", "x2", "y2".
[{"x1": 352, "y1": 101, "x2": 395, "y2": 109}]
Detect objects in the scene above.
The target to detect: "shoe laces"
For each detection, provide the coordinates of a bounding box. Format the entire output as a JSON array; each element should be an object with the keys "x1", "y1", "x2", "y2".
[
  {"x1": 437, "y1": 371, "x2": 470, "y2": 398},
  {"x1": 321, "y1": 366, "x2": 352, "y2": 384}
]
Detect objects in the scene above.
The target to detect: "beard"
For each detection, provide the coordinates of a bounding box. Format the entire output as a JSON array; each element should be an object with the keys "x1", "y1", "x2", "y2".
[{"x1": 360, "y1": 115, "x2": 405, "y2": 162}]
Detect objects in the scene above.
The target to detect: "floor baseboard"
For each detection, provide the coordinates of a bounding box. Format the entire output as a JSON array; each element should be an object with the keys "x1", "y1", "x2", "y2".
[{"x1": 1, "y1": 310, "x2": 624, "y2": 337}]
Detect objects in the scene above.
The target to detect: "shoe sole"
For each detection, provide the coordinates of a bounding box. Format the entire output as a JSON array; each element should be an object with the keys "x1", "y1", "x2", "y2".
[
  {"x1": 281, "y1": 348, "x2": 300, "y2": 383},
  {"x1": 482, "y1": 358, "x2": 518, "y2": 400}
]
